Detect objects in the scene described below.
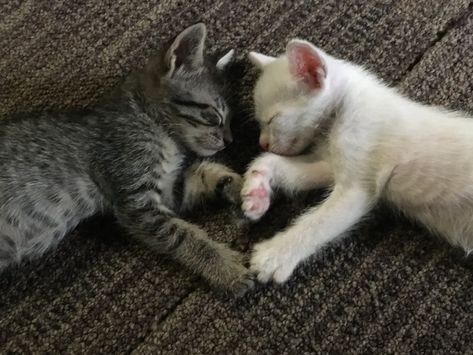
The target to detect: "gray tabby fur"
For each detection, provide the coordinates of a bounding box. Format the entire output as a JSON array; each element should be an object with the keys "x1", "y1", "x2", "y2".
[{"x1": 0, "y1": 23, "x2": 253, "y2": 295}]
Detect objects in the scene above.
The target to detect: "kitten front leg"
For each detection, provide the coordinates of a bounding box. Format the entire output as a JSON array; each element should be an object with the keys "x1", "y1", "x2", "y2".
[
  {"x1": 241, "y1": 153, "x2": 333, "y2": 220},
  {"x1": 251, "y1": 185, "x2": 371, "y2": 283},
  {"x1": 181, "y1": 161, "x2": 243, "y2": 212},
  {"x1": 115, "y1": 201, "x2": 253, "y2": 295}
]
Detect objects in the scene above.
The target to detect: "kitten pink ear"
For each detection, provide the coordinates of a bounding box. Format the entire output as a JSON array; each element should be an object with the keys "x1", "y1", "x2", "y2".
[{"x1": 286, "y1": 40, "x2": 326, "y2": 90}]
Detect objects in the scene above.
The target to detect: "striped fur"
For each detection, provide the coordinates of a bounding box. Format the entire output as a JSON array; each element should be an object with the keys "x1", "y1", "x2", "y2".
[{"x1": 0, "y1": 24, "x2": 253, "y2": 294}]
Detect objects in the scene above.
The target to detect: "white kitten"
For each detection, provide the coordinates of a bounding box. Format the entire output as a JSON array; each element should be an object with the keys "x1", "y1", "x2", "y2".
[{"x1": 242, "y1": 39, "x2": 473, "y2": 283}]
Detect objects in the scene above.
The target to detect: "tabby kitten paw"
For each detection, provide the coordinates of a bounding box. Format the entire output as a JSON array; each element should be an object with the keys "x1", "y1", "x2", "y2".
[
  {"x1": 207, "y1": 245, "x2": 254, "y2": 297},
  {"x1": 216, "y1": 173, "x2": 243, "y2": 205}
]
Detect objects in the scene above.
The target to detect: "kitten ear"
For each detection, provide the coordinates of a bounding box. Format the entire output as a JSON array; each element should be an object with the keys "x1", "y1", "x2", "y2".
[
  {"x1": 248, "y1": 51, "x2": 276, "y2": 70},
  {"x1": 165, "y1": 23, "x2": 206, "y2": 76},
  {"x1": 286, "y1": 40, "x2": 326, "y2": 90},
  {"x1": 216, "y1": 49, "x2": 235, "y2": 70}
]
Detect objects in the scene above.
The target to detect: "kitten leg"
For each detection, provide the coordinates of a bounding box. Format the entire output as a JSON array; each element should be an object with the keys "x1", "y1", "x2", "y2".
[
  {"x1": 251, "y1": 185, "x2": 371, "y2": 283},
  {"x1": 181, "y1": 161, "x2": 243, "y2": 211},
  {"x1": 241, "y1": 153, "x2": 333, "y2": 220},
  {"x1": 115, "y1": 202, "x2": 253, "y2": 295}
]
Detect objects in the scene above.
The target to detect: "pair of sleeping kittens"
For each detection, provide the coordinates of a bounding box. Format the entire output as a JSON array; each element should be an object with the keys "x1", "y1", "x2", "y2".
[{"x1": 2, "y1": 23, "x2": 473, "y2": 295}]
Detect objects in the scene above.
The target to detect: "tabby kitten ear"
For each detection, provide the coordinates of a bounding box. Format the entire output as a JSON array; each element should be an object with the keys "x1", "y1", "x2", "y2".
[
  {"x1": 216, "y1": 49, "x2": 235, "y2": 70},
  {"x1": 165, "y1": 23, "x2": 206, "y2": 76}
]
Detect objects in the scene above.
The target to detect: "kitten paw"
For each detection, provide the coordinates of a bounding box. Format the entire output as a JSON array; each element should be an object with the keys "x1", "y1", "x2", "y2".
[
  {"x1": 241, "y1": 170, "x2": 271, "y2": 220},
  {"x1": 208, "y1": 246, "x2": 254, "y2": 297},
  {"x1": 216, "y1": 173, "x2": 243, "y2": 205},
  {"x1": 250, "y1": 235, "x2": 298, "y2": 284},
  {"x1": 229, "y1": 272, "x2": 256, "y2": 298}
]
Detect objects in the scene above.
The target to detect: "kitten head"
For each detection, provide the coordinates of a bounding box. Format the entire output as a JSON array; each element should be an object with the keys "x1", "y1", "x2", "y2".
[
  {"x1": 148, "y1": 23, "x2": 234, "y2": 157},
  {"x1": 248, "y1": 40, "x2": 334, "y2": 156}
]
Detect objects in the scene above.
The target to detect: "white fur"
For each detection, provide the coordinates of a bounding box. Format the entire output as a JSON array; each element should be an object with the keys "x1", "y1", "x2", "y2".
[
  {"x1": 216, "y1": 49, "x2": 235, "y2": 70},
  {"x1": 243, "y1": 39, "x2": 473, "y2": 283},
  {"x1": 248, "y1": 52, "x2": 276, "y2": 69}
]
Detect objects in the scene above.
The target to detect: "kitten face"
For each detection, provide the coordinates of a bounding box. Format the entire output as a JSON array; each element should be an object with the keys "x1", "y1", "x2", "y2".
[
  {"x1": 161, "y1": 24, "x2": 233, "y2": 157},
  {"x1": 249, "y1": 40, "x2": 329, "y2": 156},
  {"x1": 164, "y1": 66, "x2": 232, "y2": 157}
]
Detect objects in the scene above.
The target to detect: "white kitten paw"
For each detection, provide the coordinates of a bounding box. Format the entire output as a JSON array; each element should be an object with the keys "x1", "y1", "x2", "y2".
[
  {"x1": 241, "y1": 170, "x2": 271, "y2": 220},
  {"x1": 250, "y1": 234, "x2": 298, "y2": 283}
]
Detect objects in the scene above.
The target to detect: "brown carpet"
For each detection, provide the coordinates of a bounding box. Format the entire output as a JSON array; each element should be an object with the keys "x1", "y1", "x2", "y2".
[{"x1": 1, "y1": 1, "x2": 473, "y2": 353}]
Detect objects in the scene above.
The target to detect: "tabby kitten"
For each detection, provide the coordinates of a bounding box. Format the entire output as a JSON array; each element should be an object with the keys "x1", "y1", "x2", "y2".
[{"x1": 0, "y1": 23, "x2": 253, "y2": 295}]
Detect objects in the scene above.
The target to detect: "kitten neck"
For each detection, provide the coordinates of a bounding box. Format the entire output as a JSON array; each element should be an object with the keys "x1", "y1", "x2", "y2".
[{"x1": 326, "y1": 59, "x2": 375, "y2": 124}]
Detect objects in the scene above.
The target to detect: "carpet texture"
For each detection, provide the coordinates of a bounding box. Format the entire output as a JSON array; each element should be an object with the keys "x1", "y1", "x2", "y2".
[{"x1": 1, "y1": 1, "x2": 473, "y2": 353}]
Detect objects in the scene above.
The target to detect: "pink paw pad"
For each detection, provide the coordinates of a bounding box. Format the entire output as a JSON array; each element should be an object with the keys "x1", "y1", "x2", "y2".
[
  {"x1": 246, "y1": 182, "x2": 268, "y2": 199},
  {"x1": 241, "y1": 170, "x2": 271, "y2": 220}
]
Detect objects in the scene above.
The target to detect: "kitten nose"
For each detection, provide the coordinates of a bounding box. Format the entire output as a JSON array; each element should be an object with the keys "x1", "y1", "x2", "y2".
[
  {"x1": 223, "y1": 128, "x2": 233, "y2": 146},
  {"x1": 259, "y1": 136, "x2": 269, "y2": 151},
  {"x1": 224, "y1": 136, "x2": 233, "y2": 146}
]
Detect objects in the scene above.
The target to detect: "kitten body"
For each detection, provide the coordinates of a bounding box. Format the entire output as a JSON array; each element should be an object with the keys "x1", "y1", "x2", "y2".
[
  {"x1": 0, "y1": 24, "x2": 253, "y2": 295},
  {"x1": 242, "y1": 39, "x2": 473, "y2": 283}
]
